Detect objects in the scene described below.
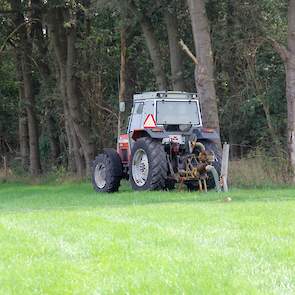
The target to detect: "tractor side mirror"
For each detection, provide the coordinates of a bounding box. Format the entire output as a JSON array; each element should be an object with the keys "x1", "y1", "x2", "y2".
[{"x1": 119, "y1": 101, "x2": 125, "y2": 112}]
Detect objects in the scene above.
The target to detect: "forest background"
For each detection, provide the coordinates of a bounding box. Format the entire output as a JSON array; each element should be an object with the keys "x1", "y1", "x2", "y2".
[{"x1": 0, "y1": 0, "x2": 292, "y2": 184}]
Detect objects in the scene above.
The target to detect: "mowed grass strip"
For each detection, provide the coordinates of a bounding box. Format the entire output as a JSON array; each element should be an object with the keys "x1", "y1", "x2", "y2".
[{"x1": 0, "y1": 183, "x2": 294, "y2": 294}]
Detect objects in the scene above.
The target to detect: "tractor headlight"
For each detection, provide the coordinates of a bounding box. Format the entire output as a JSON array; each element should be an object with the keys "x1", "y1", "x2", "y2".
[{"x1": 179, "y1": 124, "x2": 192, "y2": 132}]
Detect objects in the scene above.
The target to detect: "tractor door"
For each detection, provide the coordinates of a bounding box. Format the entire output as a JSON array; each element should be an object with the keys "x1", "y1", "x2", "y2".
[{"x1": 129, "y1": 102, "x2": 144, "y2": 132}]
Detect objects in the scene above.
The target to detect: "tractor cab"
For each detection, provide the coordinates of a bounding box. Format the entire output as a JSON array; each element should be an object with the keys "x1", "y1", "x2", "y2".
[{"x1": 128, "y1": 91, "x2": 202, "y2": 133}]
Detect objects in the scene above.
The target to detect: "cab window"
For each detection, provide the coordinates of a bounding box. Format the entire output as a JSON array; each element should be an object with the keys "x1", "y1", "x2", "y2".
[{"x1": 136, "y1": 103, "x2": 144, "y2": 114}]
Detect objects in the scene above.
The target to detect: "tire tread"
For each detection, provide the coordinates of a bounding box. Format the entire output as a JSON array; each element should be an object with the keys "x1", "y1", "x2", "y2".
[{"x1": 130, "y1": 137, "x2": 168, "y2": 191}]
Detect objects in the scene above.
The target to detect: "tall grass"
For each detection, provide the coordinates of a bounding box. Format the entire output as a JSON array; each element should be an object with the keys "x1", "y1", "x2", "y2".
[
  {"x1": 0, "y1": 166, "x2": 85, "y2": 185},
  {"x1": 1, "y1": 148, "x2": 293, "y2": 188},
  {"x1": 229, "y1": 149, "x2": 291, "y2": 188}
]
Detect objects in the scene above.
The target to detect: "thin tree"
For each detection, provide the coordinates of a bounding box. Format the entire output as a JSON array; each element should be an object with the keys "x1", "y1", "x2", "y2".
[
  {"x1": 265, "y1": 0, "x2": 295, "y2": 181},
  {"x1": 118, "y1": 25, "x2": 127, "y2": 146},
  {"x1": 128, "y1": 0, "x2": 168, "y2": 90},
  {"x1": 187, "y1": 0, "x2": 220, "y2": 133},
  {"x1": 163, "y1": 1, "x2": 186, "y2": 91},
  {"x1": 10, "y1": 0, "x2": 42, "y2": 175}
]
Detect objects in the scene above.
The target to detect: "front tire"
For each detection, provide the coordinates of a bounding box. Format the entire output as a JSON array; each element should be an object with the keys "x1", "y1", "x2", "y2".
[
  {"x1": 92, "y1": 151, "x2": 122, "y2": 193},
  {"x1": 130, "y1": 137, "x2": 168, "y2": 191}
]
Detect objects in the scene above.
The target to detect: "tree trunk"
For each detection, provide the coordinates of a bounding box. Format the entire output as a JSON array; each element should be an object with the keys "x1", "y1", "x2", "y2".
[
  {"x1": 286, "y1": 0, "x2": 295, "y2": 182},
  {"x1": 140, "y1": 18, "x2": 168, "y2": 90},
  {"x1": 47, "y1": 114, "x2": 61, "y2": 164},
  {"x1": 31, "y1": 0, "x2": 51, "y2": 80},
  {"x1": 187, "y1": 0, "x2": 220, "y2": 133},
  {"x1": 164, "y1": 7, "x2": 186, "y2": 91},
  {"x1": 64, "y1": 100, "x2": 77, "y2": 173},
  {"x1": 22, "y1": 51, "x2": 41, "y2": 175},
  {"x1": 118, "y1": 26, "x2": 127, "y2": 148},
  {"x1": 65, "y1": 26, "x2": 95, "y2": 174},
  {"x1": 127, "y1": 0, "x2": 167, "y2": 90},
  {"x1": 19, "y1": 113, "x2": 29, "y2": 169},
  {"x1": 65, "y1": 106, "x2": 86, "y2": 178},
  {"x1": 15, "y1": 52, "x2": 29, "y2": 169},
  {"x1": 47, "y1": 10, "x2": 80, "y2": 173},
  {"x1": 30, "y1": 0, "x2": 62, "y2": 166},
  {"x1": 47, "y1": 7, "x2": 95, "y2": 175},
  {"x1": 21, "y1": 46, "x2": 42, "y2": 175},
  {"x1": 11, "y1": 0, "x2": 42, "y2": 175},
  {"x1": 267, "y1": 0, "x2": 295, "y2": 181}
]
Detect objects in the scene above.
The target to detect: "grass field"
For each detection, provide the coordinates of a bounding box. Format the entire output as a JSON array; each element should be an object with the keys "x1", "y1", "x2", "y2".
[{"x1": 0, "y1": 182, "x2": 294, "y2": 295}]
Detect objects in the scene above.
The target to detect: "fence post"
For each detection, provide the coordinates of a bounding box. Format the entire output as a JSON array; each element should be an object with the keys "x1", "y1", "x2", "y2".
[{"x1": 221, "y1": 143, "x2": 230, "y2": 192}]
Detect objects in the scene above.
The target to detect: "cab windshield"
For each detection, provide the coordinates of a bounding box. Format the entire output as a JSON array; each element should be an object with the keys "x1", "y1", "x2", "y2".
[{"x1": 156, "y1": 100, "x2": 200, "y2": 125}]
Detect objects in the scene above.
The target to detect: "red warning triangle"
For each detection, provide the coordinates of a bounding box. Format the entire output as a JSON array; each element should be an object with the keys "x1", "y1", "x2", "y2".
[{"x1": 144, "y1": 114, "x2": 156, "y2": 128}]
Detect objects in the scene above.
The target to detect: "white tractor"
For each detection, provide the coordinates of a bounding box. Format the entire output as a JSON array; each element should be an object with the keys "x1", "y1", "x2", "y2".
[{"x1": 92, "y1": 91, "x2": 221, "y2": 192}]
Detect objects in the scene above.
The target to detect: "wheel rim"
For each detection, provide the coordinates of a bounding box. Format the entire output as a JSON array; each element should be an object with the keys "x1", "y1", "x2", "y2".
[
  {"x1": 132, "y1": 148, "x2": 149, "y2": 187},
  {"x1": 94, "y1": 163, "x2": 106, "y2": 189}
]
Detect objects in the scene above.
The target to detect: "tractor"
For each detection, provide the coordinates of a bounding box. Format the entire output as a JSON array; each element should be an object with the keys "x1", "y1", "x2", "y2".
[{"x1": 92, "y1": 91, "x2": 221, "y2": 192}]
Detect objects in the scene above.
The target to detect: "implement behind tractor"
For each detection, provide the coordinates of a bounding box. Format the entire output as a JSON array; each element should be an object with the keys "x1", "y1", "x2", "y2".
[{"x1": 92, "y1": 91, "x2": 221, "y2": 192}]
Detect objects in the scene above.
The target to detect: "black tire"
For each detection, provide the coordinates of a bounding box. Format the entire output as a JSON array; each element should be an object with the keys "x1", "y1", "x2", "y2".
[
  {"x1": 92, "y1": 150, "x2": 122, "y2": 193},
  {"x1": 130, "y1": 137, "x2": 168, "y2": 191},
  {"x1": 203, "y1": 141, "x2": 222, "y2": 189}
]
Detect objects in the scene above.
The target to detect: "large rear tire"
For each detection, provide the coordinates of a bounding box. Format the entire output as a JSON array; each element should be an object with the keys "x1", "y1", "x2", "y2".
[
  {"x1": 130, "y1": 137, "x2": 168, "y2": 191},
  {"x1": 92, "y1": 150, "x2": 122, "y2": 193}
]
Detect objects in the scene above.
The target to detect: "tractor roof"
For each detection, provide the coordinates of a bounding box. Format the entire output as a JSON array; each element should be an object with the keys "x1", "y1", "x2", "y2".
[{"x1": 133, "y1": 91, "x2": 197, "y2": 101}]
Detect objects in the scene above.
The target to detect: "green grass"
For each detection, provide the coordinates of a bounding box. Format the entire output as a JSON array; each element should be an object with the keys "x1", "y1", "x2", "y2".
[{"x1": 0, "y1": 182, "x2": 295, "y2": 295}]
